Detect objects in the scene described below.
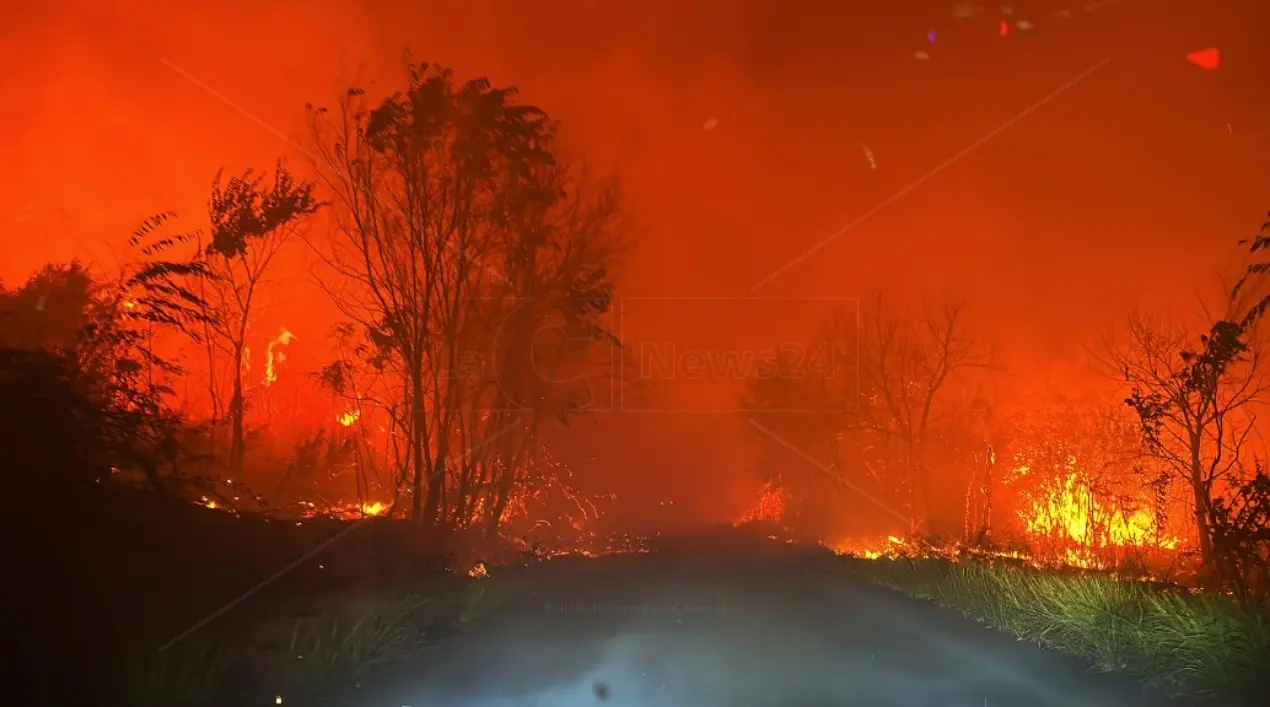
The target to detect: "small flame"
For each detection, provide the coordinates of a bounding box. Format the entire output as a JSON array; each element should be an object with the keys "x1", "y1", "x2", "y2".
[
  {"x1": 734, "y1": 481, "x2": 786, "y2": 526},
  {"x1": 338, "y1": 409, "x2": 361, "y2": 426},
  {"x1": 264, "y1": 328, "x2": 296, "y2": 385},
  {"x1": 830, "y1": 535, "x2": 907, "y2": 559},
  {"x1": 309, "y1": 500, "x2": 386, "y2": 519}
]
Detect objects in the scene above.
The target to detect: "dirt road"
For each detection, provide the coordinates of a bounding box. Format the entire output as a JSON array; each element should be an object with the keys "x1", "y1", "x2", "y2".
[{"x1": 344, "y1": 534, "x2": 1175, "y2": 707}]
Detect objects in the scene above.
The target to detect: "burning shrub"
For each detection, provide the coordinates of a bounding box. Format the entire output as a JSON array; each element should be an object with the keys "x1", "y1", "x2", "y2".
[
  {"x1": 734, "y1": 480, "x2": 787, "y2": 527},
  {"x1": 1001, "y1": 393, "x2": 1183, "y2": 570}
]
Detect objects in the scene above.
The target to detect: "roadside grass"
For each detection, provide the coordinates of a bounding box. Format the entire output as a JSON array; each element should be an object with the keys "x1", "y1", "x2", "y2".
[
  {"x1": 848, "y1": 556, "x2": 1270, "y2": 698},
  {"x1": 125, "y1": 571, "x2": 522, "y2": 706},
  {"x1": 127, "y1": 637, "x2": 239, "y2": 707}
]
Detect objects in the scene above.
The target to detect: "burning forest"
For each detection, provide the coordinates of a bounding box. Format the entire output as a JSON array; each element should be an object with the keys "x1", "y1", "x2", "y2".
[
  {"x1": 735, "y1": 299, "x2": 1269, "y2": 593},
  {"x1": 4, "y1": 2, "x2": 1270, "y2": 706}
]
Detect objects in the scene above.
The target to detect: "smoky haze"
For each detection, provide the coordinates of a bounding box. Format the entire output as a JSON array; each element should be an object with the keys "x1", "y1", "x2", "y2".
[{"x1": 3, "y1": 0, "x2": 1268, "y2": 534}]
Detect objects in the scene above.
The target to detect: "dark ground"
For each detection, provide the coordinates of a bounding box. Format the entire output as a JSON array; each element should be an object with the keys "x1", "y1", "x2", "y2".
[
  {"x1": 332, "y1": 532, "x2": 1186, "y2": 707},
  {"x1": 0, "y1": 486, "x2": 1228, "y2": 707}
]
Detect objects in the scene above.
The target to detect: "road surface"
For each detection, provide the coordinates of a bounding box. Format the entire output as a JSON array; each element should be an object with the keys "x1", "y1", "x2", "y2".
[{"x1": 341, "y1": 533, "x2": 1177, "y2": 707}]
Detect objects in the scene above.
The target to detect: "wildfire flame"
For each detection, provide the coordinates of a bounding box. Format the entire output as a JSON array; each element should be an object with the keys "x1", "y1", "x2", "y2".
[
  {"x1": 733, "y1": 448, "x2": 1188, "y2": 576},
  {"x1": 306, "y1": 500, "x2": 388, "y2": 519},
  {"x1": 337, "y1": 409, "x2": 360, "y2": 426},
  {"x1": 1017, "y1": 461, "x2": 1181, "y2": 564},
  {"x1": 264, "y1": 328, "x2": 296, "y2": 385},
  {"x1": 826, "y1": 535, "x2": 908, "y2": 559}
]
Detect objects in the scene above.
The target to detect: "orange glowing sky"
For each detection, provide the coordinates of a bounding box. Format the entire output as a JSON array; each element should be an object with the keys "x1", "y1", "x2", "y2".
[{"x1": 4, "y1": 0, "x2": 1269, "y2": 524}]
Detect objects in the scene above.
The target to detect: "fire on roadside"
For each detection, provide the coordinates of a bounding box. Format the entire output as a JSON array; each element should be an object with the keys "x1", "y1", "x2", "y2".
[{"x1": 732, "y1": 453, "x2": 1191, "y2": 579}]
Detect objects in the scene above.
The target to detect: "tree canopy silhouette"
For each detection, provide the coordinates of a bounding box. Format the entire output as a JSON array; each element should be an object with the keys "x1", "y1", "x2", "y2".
[{"x1": 309, "y1": 61, "x2": 627, "y2": 528}]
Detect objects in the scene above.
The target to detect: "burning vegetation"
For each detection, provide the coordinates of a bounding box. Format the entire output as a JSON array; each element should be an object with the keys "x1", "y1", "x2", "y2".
[
  {"x1": 734, "y1": 279, "x2": 1270, "y2": 595},
  {"x1": 0, "y1": 51, "x2": 1264, "y2": 598},
  {"x1": 2, "y1": 43, "x2": 1269, "y2": 707},
  {"x1": 24, "y1": 70, "x2": 617, "y2": 510}
]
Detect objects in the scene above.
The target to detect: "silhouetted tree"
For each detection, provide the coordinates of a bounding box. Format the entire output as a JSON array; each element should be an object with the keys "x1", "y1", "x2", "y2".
[
  {"x1": 1232, "y1": 212, "x2": 1270, "y2": 327},
  {"x1": 195, "y1": 161, "x2": 321, "y2": 473},
  {"x1": 741, "y1": 297, "x2": 988, "y2": 539},
  {"x1": 461, "y1": 164, "x2": 626, "y2": 536},
  {"x1": 309, "y1": 61, "x2": 625, "y2": 529},
  {"x1": 856, "y1": 294, "x2": 990, "y2": 533},
  {"x1": 1207, "y1": 461, "x2": 1270, "y2": 601},
  {"x1": 741, "y1": 323, "x2": 856, "y2": 537},
  {"x1": 0, "y1": 215, "x2": 213, "y2": 496},
  {"x1": 0, "y1": 261, "x2": 95, "y2": 351},
  {"x1": 1110, "y1": 309, "x2": 1266, "y2": 575}
]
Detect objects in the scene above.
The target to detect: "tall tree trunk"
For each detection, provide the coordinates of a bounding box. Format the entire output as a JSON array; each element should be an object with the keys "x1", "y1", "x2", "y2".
[
  {"x1": 905, "y1": 440, "x2": 931, "y2": 534},
  {"x1": 229, "y1": 344, "x2": 245, "y2": 474},
  {"x1": 485, "y1": 420, "x2": 535, "y2": 542},
  {"x1": 426, "y1": 383, "x2": 460, "y2": 527},
  {"x1": 485, "y1": 470, "x2": 516, "y2": 540},
  {"x1": 1189, "y1": 463, "x2": 1215, "y2": 572},
  {"x1": 911, "y1": 476, "x2": 931, "y2": 535},
  {"x1": 1186, "y1": 428, "x2": 1215, "y2": 569},
  {"x1": 424, "y1": 456, "x2": 445, "y2": 526},
  {"x1": 983, "y1": 445, "x2": 994, "y2": 541},
  {"x1": 410, "y1": 369, "x2": 426, "y2": 523}
]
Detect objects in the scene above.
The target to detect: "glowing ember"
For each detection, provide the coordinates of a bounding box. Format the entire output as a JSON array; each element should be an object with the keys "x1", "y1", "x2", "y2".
[
  {"x1": 290, "y1": 499, "x2": 389, "y2": 519},
  {"x1": 320, "y1": 500, "x2": 387, "y2": 519},
  {"x1": 468, "y1": 562, "x2": 489, "y2": 578},
  {"x1": 827, "y1": 535, "x2": 907, "y2": 559},
  {"x1": 735, "y1": 481, "x2": 786, "y2": 525}
]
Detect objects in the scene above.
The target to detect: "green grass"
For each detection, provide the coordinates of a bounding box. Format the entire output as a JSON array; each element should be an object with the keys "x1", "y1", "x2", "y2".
[
  {"x1": 126, "y1": 638, "x2": 238, "y2": 707},
  {"x1": 850, "y1": 556, "x2": 1270, "y2": 698},
  {"x1": 459, "y1": 572, "x2": 524, "y2": 624},
  {"x1": 125, "y1": 574, "x2": 520, "y2": 706},
  {"x1": 254, "y1": 591, "x2": 443, "y2": 694}
]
